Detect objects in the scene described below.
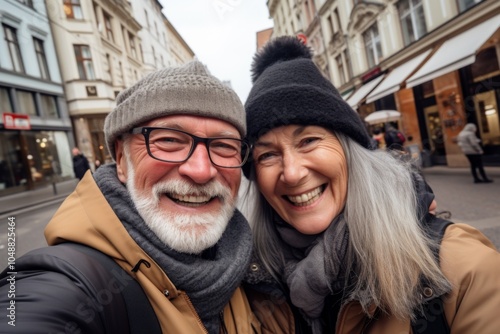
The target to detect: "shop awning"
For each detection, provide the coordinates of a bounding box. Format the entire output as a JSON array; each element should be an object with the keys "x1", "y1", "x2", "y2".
[
  {"x1": 406, "y1": 14, "x2": 500, "y2": 88},
  {"x1": 346, "y1": 75, "x2": 385, "y2": 108},
  {"x1": 341, "y1": 90, "x2": 353, "y2": 101},
  {"x1": 365, "y1": 49, "x2": 432, "y2": 104}
]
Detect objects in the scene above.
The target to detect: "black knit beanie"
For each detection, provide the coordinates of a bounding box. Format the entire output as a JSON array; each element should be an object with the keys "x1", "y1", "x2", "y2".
[{"x1": 245, "y1": 36, "x2": 372, "y2": 156}]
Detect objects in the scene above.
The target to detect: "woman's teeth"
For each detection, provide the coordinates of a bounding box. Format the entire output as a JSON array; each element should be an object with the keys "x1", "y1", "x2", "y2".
[{"x1": 286, "y1": 186, "x2": 322, "y2": 206}]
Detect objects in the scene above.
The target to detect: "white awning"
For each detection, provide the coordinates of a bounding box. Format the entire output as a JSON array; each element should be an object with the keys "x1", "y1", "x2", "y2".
[
  {"x1": 406, "y1": 14, "x2": 500, "y2": 88},
  {"x1": 365, "y1": 49, "x2": 432, "y2": 104},
  {"x1": 346, "y1": 75, "x2": 385, "y2": 108},
  {"x1": 341, "y1": 90, "x2": 353, "y2": 101}
]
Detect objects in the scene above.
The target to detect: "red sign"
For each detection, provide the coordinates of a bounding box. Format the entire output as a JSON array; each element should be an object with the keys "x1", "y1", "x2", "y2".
[
  {"x1": 296, "y1": 33, "x2": 307, "y2": 45},
  {"x1": 2, "y1": 113, "x2": 31, "y2": 130},
  {"x1": 361, "y1": 67, "x2": 381, "y2": 83}
]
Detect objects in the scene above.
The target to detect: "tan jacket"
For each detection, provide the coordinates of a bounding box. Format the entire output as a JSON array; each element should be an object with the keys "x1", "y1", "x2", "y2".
[
  {"x1": 250, "y1": 224, "x2": 500, "y2": 333},
  {"x1": 45, "y1": 172, "x2": 262, "y2": 333}
]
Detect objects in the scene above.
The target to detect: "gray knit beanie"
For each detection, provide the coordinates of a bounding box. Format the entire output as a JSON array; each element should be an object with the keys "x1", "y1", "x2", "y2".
[{"x1": 104, "y1": 60, "x2": 246, "y2": 160}]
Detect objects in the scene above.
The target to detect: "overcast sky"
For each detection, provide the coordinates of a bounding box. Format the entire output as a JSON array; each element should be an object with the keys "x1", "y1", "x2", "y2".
[{"x1": 161, "y1": 1, "x2": 273, "y2": 103}]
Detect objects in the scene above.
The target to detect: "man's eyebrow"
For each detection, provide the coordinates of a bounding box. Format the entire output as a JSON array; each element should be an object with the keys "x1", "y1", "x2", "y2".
[{"x1": 149, "y1": 122, "x2": 239, "y2": 137}]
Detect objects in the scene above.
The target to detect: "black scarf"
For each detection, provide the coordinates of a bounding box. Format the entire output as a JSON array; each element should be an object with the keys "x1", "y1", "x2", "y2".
[{"x1": 94, "y1": 164, "x2": 252, "y2": 334}]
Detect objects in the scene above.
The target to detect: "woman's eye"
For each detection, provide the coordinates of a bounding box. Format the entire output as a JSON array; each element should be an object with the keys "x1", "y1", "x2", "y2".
[
  {"x1": 256, "y1": 152, "x2": 276, "y2": 162},
  {"x1": 301, "y1": 137, "x2": 320, "y2": 146}
]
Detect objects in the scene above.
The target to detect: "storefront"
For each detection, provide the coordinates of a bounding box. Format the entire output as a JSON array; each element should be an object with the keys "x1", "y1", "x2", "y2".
[
  {"x1": 359, "y1": 14, "x2": 500, "y2": 167},
  {"x1": 0, "y1": 84, "x2": 74, "y2": 196},
  {"x1": 0, "y1": 129, "x2": 73, "y2": 195},
  {"x1": 405, "y1": 15, "x2": 500, "y2": 166}
]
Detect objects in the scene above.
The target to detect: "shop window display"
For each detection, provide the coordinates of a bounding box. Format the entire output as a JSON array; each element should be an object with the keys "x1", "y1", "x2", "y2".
[
  {"x1": 0, "y1": 131, "x2": 72, "y2": 194},
  {"x1": 474, "y1": 90, "x2": 500, "y2": 146}
]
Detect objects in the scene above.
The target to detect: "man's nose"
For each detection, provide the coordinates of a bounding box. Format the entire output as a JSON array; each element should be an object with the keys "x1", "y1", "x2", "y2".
[{"x1": 177, "y1": 143, "x2": 217, "y2": 183}]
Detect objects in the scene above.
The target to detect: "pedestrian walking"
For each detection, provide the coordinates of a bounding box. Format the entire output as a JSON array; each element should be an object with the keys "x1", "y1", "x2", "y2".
[
  {"x1": 457, "y1": 123, "x2": 493, "y2": 183},
  {"x1": 71, "y1": 147, "x2": 90, "y2": 179}
]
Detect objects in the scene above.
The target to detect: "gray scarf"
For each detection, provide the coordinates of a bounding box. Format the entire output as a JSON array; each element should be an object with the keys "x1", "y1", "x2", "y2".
[
  {"x1": 94, "y1": 164, "x2": 252, "y2": 334},
  {"x1": 276, "y1": 213, "x2": 350, "y2": 333}
]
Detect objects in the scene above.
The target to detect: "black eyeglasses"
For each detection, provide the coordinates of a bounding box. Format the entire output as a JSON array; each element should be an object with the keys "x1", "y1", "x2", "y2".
[{"x1": 129, "y1": 127, "x2": 250, "y2": 168}]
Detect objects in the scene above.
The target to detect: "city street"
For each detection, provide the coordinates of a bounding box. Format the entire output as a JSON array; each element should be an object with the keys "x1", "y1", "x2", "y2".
[
  {"x1": 0, "y1": 167, "x2": 499, "y2": 270},
  {"x1": 0, "y1": 200, "x2": 61, "y2": 270}
]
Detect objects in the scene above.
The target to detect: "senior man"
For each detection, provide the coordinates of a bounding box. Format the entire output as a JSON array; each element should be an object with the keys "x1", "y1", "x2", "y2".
[{"x1": 0, "y1": 61, "x2": 259, "y2": 333}]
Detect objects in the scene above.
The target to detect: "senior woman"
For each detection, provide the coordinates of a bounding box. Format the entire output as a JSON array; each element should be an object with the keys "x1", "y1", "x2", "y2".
[{"x1": 242, "y1": 36, "x2": 500, "y2": 334}]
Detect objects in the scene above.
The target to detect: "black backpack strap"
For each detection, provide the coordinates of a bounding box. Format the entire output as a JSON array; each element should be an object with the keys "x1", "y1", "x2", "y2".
[
  {"x1": 411, "y1": 215, "x2": 453, "y2": 334},
  {"x1": 63, "y1": 243, "x2": 162, "y2": 334}
]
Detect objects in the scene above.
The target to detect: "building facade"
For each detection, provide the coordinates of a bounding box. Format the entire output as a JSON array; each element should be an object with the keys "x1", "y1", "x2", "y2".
[
  {"x1": 46, "y1": 0, "x2": 144, "y2": 166},
  {"x1": 45, "y1": 0, "x2": 194, "y2": 166},
  {"x1": 164, "y1": 16, "x2": 195, "y2": 66},
  {"x1": 267, "y1": 0, "x2": 500, "y2": 167},
  {"x1": 0, "y1": 0, "x2": 73, "y2": 196},
  {"x1": 130, "y1": 0, "x2": 194, "y2": 74}
]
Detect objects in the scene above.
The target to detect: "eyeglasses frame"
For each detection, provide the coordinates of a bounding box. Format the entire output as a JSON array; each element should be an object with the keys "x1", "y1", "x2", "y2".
[{"x1": 129, "y1": 126, "x2": 250, "y2": 168}]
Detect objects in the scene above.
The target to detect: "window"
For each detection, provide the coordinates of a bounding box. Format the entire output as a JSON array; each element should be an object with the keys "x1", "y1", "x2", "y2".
[
  {"x1": 154, "y1": 21, "x2": 159, "y2": 37},
  {"x1": 118, "y1": 61, "x2": 124, "y2": 85},
  {"x1": 129, "y1": 33, "x2": 137, "y2": 58},
  {"x1": 327, "y1": 15, "x2": 335, "y2": 40},
  {"x1": 3, "y1": 24, "x2": 24, "y2": 73},
  {"x1": 336, "y1": 54, "x2": 346, "y2": 85},
  {"x1": 333, "y1": 8, "x2": 341, "y2": 33},
  {"x1": 363, "y1": 24, "x2": 382, "y2": 68},
  {"x1": 344, "y1": 49, "x2": 353, "y2": 80},
  {"x1": 40, "y1": 94, "x2": 59, "y2": 118},
  {"x1": 16, "y1": 90, "x2": 37, "y2": 116},
  {"x1": 33, "y1": 38, "x2": 50, "y2": 80},
  {"x1": 63, "y1": 0, "x2": 83, "y2": 19},
  {"x1": 121, "y1": 26, "x2": 127, "y2": 49},
  {"x1": 17, "y1": 0, "x2": 34, "y2": 8},
  {"x1": 74, "y1": 45, "x2": 96, "y2": 80},
  {"x1": 0, "y1": 87, "x2": 13, "y2": 113},
  {"x1": 457, "y1": 0, "x2": 484, "y2": 13},
  {"x1": 93, "y1": 3, "x2": 100, "y2": 29},
  {"x1": 144, "y1": 10, "x2": 149, "y2": 29},
  {"x1": 103, "y1": 11, "x2": 114, "y2": 42},
  {"x1": 152, "y1": 46, "x2": 157, "y2": 68},
  {"x1": 105, "y1": 53, "x2": 113, "y2": 83},
  {"x1": 139, "y1": 43, "x2": 144, "y2": 62},
  {"x1": 398, "y1": 0, "x2": 427, "y2": 46}
]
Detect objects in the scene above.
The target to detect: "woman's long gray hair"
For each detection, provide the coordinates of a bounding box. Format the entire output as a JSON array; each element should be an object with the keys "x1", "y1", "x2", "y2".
[{"x1": 245, "y1": 132, "x2": 451, "y2": 320}]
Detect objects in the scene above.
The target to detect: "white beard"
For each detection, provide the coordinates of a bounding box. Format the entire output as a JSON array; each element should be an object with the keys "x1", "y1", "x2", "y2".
[{"x1": 125, "y1": 155, "x2": 236, "y2": 254}]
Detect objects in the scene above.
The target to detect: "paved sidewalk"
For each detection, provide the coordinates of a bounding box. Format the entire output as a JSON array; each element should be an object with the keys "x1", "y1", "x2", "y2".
[
  {"x1": 0, "y1": 179, "x2": 78, "y2": 219},
  {"x1": 421, "y1": 166, "x2": 500, "y2": 249}
]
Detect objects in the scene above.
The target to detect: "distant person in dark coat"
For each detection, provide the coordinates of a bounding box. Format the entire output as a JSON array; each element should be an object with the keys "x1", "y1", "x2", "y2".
[
  {"x1": 457, "y1": 123, "x2": 493, "y2": 183},
  {"x1": 384, "y1": 124, "x2": 405, "y2": 150},
  {"x1": 72, "y1": 147, "x2": 90, "y2": 179}
]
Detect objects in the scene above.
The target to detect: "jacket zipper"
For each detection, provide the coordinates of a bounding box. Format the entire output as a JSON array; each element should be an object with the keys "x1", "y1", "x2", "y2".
[{"x1": 182, "y1": 293, "x2": 209, "y2": 334}]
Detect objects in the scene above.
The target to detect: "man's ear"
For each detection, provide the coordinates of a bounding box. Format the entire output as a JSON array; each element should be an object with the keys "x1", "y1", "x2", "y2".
[{"x1": 115, "y1": 139, "x2": 128, "y2": 183}]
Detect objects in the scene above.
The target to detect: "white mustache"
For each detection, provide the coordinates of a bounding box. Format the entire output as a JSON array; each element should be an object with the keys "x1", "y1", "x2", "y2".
[{"x1": 151, "y1": 179, "x2": 233, "y2": 204}]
